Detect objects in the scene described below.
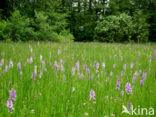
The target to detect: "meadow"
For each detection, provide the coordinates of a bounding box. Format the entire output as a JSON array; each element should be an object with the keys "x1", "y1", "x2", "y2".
[{"x1": 0, "y1": 42, "x2": 156, "y2": 117}]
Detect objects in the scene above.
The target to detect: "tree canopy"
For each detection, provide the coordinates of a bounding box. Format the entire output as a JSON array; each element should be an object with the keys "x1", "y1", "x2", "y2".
[{"x1": 0, "y1": 0, "x2": 155, "y2": 42}]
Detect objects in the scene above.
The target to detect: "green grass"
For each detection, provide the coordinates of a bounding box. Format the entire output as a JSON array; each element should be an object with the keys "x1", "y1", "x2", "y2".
[{"x1": 0, "y1": 42, "x2": 156, "y2": 117}]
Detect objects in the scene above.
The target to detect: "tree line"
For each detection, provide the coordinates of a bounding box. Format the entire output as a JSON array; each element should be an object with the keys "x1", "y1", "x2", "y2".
[{"x1": 0, "y1": 0, "x2": 155, "y2": 42}]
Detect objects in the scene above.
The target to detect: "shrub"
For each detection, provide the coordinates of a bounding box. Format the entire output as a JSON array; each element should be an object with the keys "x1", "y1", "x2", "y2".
[
  {"x1": 6, "y1": 10, "x2": 36, "y2": 41},
  {"x1": 95, "y1": 13, "x2": 149, "y2": 42},
  {"x1": 59, "y1": 30, "x2": 74, "y2": 42}
]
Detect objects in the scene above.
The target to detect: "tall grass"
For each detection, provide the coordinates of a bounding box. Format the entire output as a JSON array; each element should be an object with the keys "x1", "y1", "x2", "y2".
[{"x1": 0, "y1": 42, "x2": 156, "y2": 117}]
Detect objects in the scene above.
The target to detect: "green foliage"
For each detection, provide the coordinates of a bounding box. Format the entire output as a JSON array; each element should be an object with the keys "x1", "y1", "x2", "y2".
[
  {"x1": 6, "y1": 10, "x2": 36, "y2": 41},
  {"x1": 0, "y1": 20, "x2": 9, "y2": 40},
  {"x1": 95, "y1": 13, "x2": 149, "y2": 42},
  {"x1": 59, "y1": 29, "x2": 74, "y2": 42}
]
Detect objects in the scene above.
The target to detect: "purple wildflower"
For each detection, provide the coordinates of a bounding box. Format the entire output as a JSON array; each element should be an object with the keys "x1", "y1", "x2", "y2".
[
  {"x1": 5, "y1": 65, "x2": 9, "y2": 72},
  {"x1": 121, "y1": 71, "x2": 123, "y2": 76},
  {"x1": 1, "y1": 58, "x2": 4, "y2": 65},
  {"x1": 127, "y1": 102, "x2": 132, "y2": 111},
  {"x1": 61, "y1": 65, "x2": 65, "y2": 72},
  {"x1": 89, "y1": 89, "x2": 96, "y2": 100},
  {"x1": 9, "y1": 60, "x2": 13, "y2": 68},
  {"x1": 154, "y1": 50, "x2": 156, "y2": 57},
  {"x1": 54, "y1": 61, "x2": 58, "y2": 70},
  {"x1": 27, "y1": 58, "x2": 30, "y2": 63},
  {"x1": 123, "y1": 64, "x2": 126, "y2": 70},
  {"x1": 75, "y1": 61, "x2": 79, "y2": 71},
  {"x1": 17, "y1": 62, "x2": 21, "y2": 71},
  {"x1": 130, "y1": 63, "x2": 134, "y2": 69},
  {"x1": 32, "y1": 72, "x2": 36, "y2": 80},
  {"x1": 142, "y1": 71, "x2": 147, "y2": 79},
  {"x1": 137, "y1": 53, "x2": 140, "y2": 59},
  {"x1": 30, "y1": 57, "x2": 32, "y2": 63},
  {"x1": 116, "y1": 80, "x2": 120, "y2": 90},
  {"x1": 96, "y1": 62, "x2": 100, "y2": 69},
  {"x1": 140, "y1": 78, "x2": 144, "y2": 85},
  {"x1": 125, "y1": 83, "x2": 132, "y2": 94},
  {"x1": 121, "y1": 56, "x2": 123, "y2": 61},
  {"x1": 7, "y1": 99, "x2": 13, "y2": 114},
  {"x1": 132, "y1": 71, "x2": 138, "y2": 83},
  {"x1": 9, "y1": 88, "x2": 16, "y2": 101},
  {"x1": 86, "y1": 68, "x2": 90, "y2": 74}
]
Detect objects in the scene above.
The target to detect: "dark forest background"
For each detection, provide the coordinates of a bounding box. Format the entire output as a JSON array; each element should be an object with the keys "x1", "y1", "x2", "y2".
[{"x1": 0, "y1": 0, "x2": 155, "y2": 42}]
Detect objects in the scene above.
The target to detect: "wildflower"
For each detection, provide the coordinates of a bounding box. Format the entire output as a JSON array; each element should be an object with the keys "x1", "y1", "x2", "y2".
[
  {"x1": 102, "y1": 62, "x2": 105, "y2": 68},
  {"x1": 17, "y1": 62, "x2": 22, "y2": 75},
  {"x1": 72, "y1": 87, "x2": 75, "y2": 92},
  {"x1": 116, "y1": 80, "x2": 120, "y2": 90},
  {"x1": 121, "y1": 71, "x2": 123, "y2": 76},
  {"x1": 140, "y1": 78, "x2": 144, "y2": 85},
  {"x1": 27, "y1": 58, "x2": 30, "y2": 63},
  {"x1": 61, "y1": 65, "x2": 65, "y2": 72},
  {"x1": 110, "y1": 71, "x2": 113, "y2": 76},
  {"x1": 5, "y1": 65, "x2": 9, "y2": 72},
  {"x1": 123, "y1": 64, "x2": 126, "y2": 70},
  {"x1": 137, "y1": 53, "x2": 140, "y2": 59},
  {"x1": 9, "y1": 60, "x2": 13, "y2": 68},
  {"x1": 30, "y1": 57, "x2": 33, "y2": 63},
  {"x1": 130, "y1": 63, "x2": 133, "y2": 69},
  {"x1": 54, "y1": 61, "x2": 58, "y2": 70},
  {"x1": 121, "y1": 90, "x2": 124, "y2": 96},
  {"x1": 32, "y1": 72, "x2": 36, "y2": 80},
  {"x1": 89, "y1": 89, "x2": 96, "y2": 100},
  {"x1": 0, "y1": 58, "x2": 4, "y2": 66},
  {"x1": 121, "y1": 56, "x2": 123, "y2": 61},
  {"x1": 34, "y1": 65, "x2": 37, "y2": 74},
  {"x1": 9, "y1": 88, "x2": 16, "y2": 101},
  {"x1": 30, "y1": 47, "x2": 33, "y2": 53},
  {"x1": 42, "y1": 61, "x2": 45, "y2": 66},
  {"x1": 17, "y1": 62, "x2": 21, "y2": 71},
  {"x1": 40, "y1": 55, "x2": 42, "y2": 61},
  {"x1": 85, "y1": 112, "x2": 88, "y2": 116},
  {"x1": 142, "y1": 71, "x2": 147, "y2": 79},
  {"x1": 39, "y1": 70, "x2": 42, "y2": 78},
  {"x1": 127, "y1": 102, "x2": 133, "y2": 110},
  {"x1": 154, "y1": 50, "x2": 156, "y2": 57},
  {"x1": 75, "y1": 61, "x2": 79, "y2": 71},
  {"x1": 132, "y1": 71, "x2": 138, "y2": 83},
  {"x1": 96, "y1": 62, "x2": 100, "y2": 69},
  {"x1": 86, "y1": 68, "x2": 90, "y2": 74},
  {"x1": 113, "y1": 64, "x2": 116, "y2": 68},
  {"x1": 7, "y1": 99, "x2": 13, "y2": 114},
  {"x1": 125, "y1": 83, "x2": 132, "y2": 94},
  {"x1": 84, "y1": 64, "x2": 87, "y2": 70},
  {"x1": 58, "y1": 49, "x2": 61, "y2": 55}
]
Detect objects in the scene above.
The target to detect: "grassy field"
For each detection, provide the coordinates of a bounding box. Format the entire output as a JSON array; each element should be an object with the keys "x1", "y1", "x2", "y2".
[{"x1": 0, "y1": 42, "x2": 156, "y2": 117}]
